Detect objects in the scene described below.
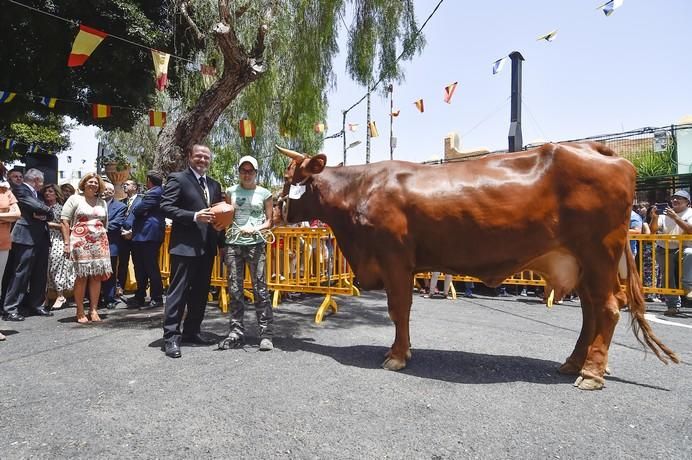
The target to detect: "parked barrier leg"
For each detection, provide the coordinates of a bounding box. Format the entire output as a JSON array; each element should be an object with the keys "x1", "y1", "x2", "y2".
[
  {"x1": 315, "y1": 294, "x2": 338, "y2": 323},
  {"x1": 273, "y1": 289, "x2": 281, "y2": 309},
  {"x1": 220, "y1": 287, "x2": 228, "y2": 313}
]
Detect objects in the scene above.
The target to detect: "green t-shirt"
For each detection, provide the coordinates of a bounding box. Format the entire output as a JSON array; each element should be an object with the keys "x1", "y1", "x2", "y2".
[{"x1": 225, "y1": 184, "x2": 271, "y2": 245}]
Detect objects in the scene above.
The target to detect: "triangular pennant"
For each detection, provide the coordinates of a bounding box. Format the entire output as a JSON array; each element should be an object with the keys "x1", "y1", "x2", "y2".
[
  {"x1": 414, "y1": 99, "x2": 424, "y2": 113},
  {"x1": 239, "y1": 119, "x2": 256, "y2": 138},
  {"x1": 68, "y1": 24, "x2": 108, "y2": 67},
  {"x1": 536, "y1": 30, "x2": 558, "y2": 42},
  {"x1": 151, "y1": 50, "x2": 171, "y2": 91},
  {"x1": 368, "y1": 121, "x2": 379, "y2": 138},
  {"x1": 598, "y1": 0, "x2": 624, "y2": 16},
  {"x1": 201, "y1": 64, "x2": 217, "y2": 89},
  {"x1": 148, "y1": 110, "x2": 167, "y2": 127},
  {"x1": 0, "y1": 91, "x2": 17, "y2": 103},
  {"x1": 314, "y1": 122, "x2": 325, "y2": 133},
  {"x1": 348, "y1": 123, "x2": 359, "y2": 132},
  {"x1": 391, "y1": 110, "x2": 400, "y2": 117},
  {"x1": 27, "y1": 144, "x2": 40, "y2": 153},
  {"x1": 492, "y1": 57, "x2": 508, "y2": 75},
  {"x1": 4, "y1": 139, "x2": 16, "y2": 150},
  {"x1": 39, "y1": 97, "x2": 57, "y2": 108},
  {"x1": 92, "y1": 104, "x2": 111, "y2": 119},
  {"x1": 443, "y1": 82, "x2": 458, "y2": 104}
]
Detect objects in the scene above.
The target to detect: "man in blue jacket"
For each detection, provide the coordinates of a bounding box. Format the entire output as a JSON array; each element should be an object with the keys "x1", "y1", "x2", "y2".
[
  {"x1": 124, "y1": 171, "x2": 166, "y2": 309},
  {"x1": 100, "y1": 181, "x2": 127, "y2": 310}
]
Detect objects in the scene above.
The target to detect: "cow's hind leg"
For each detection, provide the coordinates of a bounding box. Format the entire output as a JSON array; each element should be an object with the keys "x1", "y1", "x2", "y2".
[
  {"x1": 572, "y1": 278, "x2": 621, "y2": 390},
  {"x1": 382, "y1": 270, "x2": 414, "y2": 371}
]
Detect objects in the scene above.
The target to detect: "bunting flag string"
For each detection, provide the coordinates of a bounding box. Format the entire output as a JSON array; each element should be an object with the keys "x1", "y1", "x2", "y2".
[
  {"x1": 148, "y1": 110, "x2": 166, "y2": 127},
  {"x1": 598, "y1": 0, "x2": 624, "y2": 16},
  {"x1": 151, "y1": 50, "x2": 171, "y2": 91},
  {"x1": 0, "y1": 135, "x2": 51, "y2": 154},
  {"x1": 67, "y1": 24, "x2": 107, "y2": 67},
  {"x1": 443, "y1": 82, "x2": 458, "y2": 104},
  {"x1": 0, "y1": 91, "x2": 17, "y2": 103},
  {"x1": 39, "y1": 96, "x2": 57, "y2": 108},
  {"x1": 239, "y1": 119, "x2": 256, "y2": 138},
  {"x1": 536, "y1": 30, "x2": 558, "y2": 42}
]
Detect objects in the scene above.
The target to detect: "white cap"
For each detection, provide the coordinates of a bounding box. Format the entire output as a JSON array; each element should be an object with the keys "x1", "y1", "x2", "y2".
[{"x1": 238, "y1": 155, "x2": 258, "y2": 170}]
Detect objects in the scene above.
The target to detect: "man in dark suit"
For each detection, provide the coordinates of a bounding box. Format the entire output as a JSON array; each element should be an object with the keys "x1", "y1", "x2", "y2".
[
  {"x1": 124, "y1": 171, "x2": 166, "y2": 309},
  {"x1": 160, "y1": 144, "x2": 223, "y2": 358},
  {"x1": 117, "y1": 179, "x2": 138, "y2": 296},
  {"x1": 100, "y1": 181, "x2": 127, "y2": 310},
  {"x1": 2, "y1": 168, "x2": 53, "y2": 321}
]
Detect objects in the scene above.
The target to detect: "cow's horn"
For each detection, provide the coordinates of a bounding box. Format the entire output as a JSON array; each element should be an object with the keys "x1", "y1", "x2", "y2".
[{"x1": 275, "y1": 145, "x2": 305, "y2": 162}]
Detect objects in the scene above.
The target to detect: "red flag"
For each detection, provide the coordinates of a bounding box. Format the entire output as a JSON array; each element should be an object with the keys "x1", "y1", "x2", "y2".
[
  {"x1": 239, "y1": 119, "x2": 256, "y2": 138},
  {"x1": 443, "y1": 82, "x2": 458, "y2": 104},
  {"x1": 368, "y1": 121, "x2": 379, "y2": 138},
  {"x1": 68, "y1": 25, "x2": 107, "y2": 67},
  {"x1": 149, "y1": 110, "x2": 166, "y2": 127},
  {"x1": 92, "y1": 104, "x2": 111, "y2": 119}
]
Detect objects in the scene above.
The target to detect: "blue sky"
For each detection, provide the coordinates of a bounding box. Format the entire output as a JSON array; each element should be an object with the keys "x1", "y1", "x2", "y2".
[{"x1": 65, "y1": 0, "x2": 692, "y2": 172}]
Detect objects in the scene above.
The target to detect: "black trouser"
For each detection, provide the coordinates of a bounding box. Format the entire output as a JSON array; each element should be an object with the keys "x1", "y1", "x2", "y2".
[
  {"x1": 3, "y1": 242, "x2": 49, "y2": 315},
  {"x1": 117, "y1": 240, "x2": 131, "y2": 290},
  {"x1": 131, "y1": 241, "x2": 163, "y2": 301},
  {"x1": 162, "y1": 253, "x2": 214, "y2": 340},
  {"x1": 101, "y1": 255, "x2": 119, "y2": 303}
]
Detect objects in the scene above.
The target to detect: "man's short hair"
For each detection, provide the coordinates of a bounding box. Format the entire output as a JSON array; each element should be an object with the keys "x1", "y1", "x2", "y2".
[{"x1": 147, "y1": 170, "x2": 164, "y2": 186}]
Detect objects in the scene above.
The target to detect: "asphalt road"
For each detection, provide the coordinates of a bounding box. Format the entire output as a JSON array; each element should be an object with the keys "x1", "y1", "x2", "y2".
[{"x1": 1, "y1": 290, "x2": 690, "y2": 459}]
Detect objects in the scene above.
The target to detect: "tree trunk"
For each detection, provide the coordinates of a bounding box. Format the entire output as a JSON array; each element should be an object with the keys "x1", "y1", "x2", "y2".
[{"x1": 154, "y1": 15, "x2": 267, "y2": 176}]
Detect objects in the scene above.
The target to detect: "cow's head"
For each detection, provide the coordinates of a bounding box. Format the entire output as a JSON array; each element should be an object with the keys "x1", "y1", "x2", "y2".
[{"x1": 275, "y1": 145, "x2": 327, "y2": 223}]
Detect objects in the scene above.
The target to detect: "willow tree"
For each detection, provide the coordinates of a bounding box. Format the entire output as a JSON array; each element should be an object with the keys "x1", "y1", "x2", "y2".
[{"x1": 153, "y1": 0, "x2": 425, "y2": 177}]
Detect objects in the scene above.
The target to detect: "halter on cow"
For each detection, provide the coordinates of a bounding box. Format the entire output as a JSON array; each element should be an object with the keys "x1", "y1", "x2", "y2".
[{"x1": 276, "y1": 142, "x2": 679, "y2": 390}]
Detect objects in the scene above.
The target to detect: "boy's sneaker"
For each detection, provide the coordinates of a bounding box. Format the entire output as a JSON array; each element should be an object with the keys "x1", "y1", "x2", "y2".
[
  {"x1": 259, "y1": 338, "x2": 273, "y2": 351},
  {"x1": 664, "y1": 307, "x2": 681, "y2": 317},
  {"x1": 218, "y1": 332, "x2": 244, "y2": 350}
]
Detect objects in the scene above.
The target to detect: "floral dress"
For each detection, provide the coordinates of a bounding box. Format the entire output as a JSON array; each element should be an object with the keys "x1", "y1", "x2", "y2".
[
  {"x1": 61, "y1": 195, "x2": 112, "y2": 278},
  {"x1": 47, "y1": 202, "x2": 76, "y2": 292}
]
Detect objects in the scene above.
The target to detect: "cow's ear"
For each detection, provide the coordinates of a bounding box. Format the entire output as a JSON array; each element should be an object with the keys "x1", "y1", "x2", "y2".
[{"x1": 305, "y1": 154, "x2": 327, "y2": 175}]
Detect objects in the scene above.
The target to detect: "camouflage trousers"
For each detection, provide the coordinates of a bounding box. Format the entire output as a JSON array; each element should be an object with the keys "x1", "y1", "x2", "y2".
[{"x1": 225, "y1": 243, "x2": 272, "y2": 338}]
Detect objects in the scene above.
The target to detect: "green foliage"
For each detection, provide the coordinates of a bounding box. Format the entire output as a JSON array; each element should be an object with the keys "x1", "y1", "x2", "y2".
[
  {"x1": 96, "y1": 114, "x2": 159, "y2": 180},
  {"x1": 0, "y1": 113, "x2": 71, "y2": 161},
  {"x1": 628, "y1": 148, "x2": 676, "y2": 178}
]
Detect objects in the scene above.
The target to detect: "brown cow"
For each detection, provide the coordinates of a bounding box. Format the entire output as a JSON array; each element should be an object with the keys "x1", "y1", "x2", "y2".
[{"x1": 275, "y1": 142, "x2": 679, "y2": 390}]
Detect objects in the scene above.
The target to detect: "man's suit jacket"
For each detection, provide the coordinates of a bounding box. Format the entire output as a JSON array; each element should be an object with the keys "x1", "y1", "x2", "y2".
[
  {"x1": 10, "y1": 183, "x2": 53, "y2": 246},
  {"x1": 106, "y1": 199, "x2": 127, "y2": 256},
  {"x1": 126, "y1": 185, "x2": 166, "y2": 243},
  {"x1": 160, "y1": 168, "x2": 222, "y2": 257}
]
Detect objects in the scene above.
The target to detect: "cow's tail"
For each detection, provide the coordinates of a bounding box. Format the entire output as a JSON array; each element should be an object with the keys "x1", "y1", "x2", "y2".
[{"x1": 624, "y1": 243, "x2": 680, "y2": 364}]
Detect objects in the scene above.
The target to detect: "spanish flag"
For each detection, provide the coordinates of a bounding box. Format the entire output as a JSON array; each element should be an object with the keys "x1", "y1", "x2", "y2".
[
  {"x1": 40, "y1": 97, "x2": 57, "y2": 108},
  {"x1": 443, "y1": 82, "x2": 458, "y2": 104},
  {"x1": 151, "y1": 50, "x2": 171, "y2": 91},
  {"x1": 149, "y1": 110, "x2": 166, "y2": 127},
  {"x1": 68, "y1": 25, "x2": 108, "y2": 67},
  {"x1": 92, "y1": 104, "x2": 111, "y2": 119},
  {"x1": 0, "y1": 91, "x2": 16, "y2": 103},
  {"x1": 239, "y1": 119, "x2": 256, "y2": 138},
  {"x1": 414, "y1": 99, "x2": 424, "y2": 113},
  {"x1": 368, "y1": 121, "x2": 379, "y2": 138},
  {"x1": 348, "y1": 123, "x2": 359, "y2": 132},
  {"x1": 314, "y1": 122, "x2": 325, "y2": 133}
]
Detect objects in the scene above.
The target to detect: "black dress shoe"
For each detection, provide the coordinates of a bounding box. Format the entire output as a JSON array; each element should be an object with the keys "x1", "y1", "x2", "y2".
[
  {"x1": 126, "y1": 297, "x2": 145, "y2": 309},
  {"x1": 33, "y1": 307, "x2": 53, "y2": 317},
  {"x1": 3, "y1": 312, "x2": 24, "y2": 321},
  {"x1": 181, "y1": 333, "x2": 216, "y2": 345},
  {"x1": 148, "y1": 300, "x2": 164, "y2": 309},
  {"x1": 164, "y1": 338, "x2": 181, "y2": 358}
]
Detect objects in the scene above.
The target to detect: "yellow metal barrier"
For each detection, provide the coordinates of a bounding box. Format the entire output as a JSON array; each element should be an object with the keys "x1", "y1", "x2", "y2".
[{"x1": 415, "y1": 234, "x2": 692, "y2": 297}]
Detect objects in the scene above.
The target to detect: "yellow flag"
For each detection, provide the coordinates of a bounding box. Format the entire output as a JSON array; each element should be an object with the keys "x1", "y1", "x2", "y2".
[
  {"x1": 414, "y1": 99, "x2": 424, "y2": 113},
  {"x1": 368, "y1": 121, "x2": 379, "y2": 138},
  {"x1": 151, "y1": 50, "x2": 171, "y2": 91}
]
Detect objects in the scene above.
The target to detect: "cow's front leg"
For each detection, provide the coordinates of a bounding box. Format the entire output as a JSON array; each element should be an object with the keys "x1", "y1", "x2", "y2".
[{"x1": 382, "y1": 272, "x2": 414, "y2": 371}]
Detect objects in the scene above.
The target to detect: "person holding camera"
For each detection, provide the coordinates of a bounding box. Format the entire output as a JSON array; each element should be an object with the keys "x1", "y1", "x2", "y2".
[{"x1": 651, "y1": 190, "x2": 692, "y2": 316}]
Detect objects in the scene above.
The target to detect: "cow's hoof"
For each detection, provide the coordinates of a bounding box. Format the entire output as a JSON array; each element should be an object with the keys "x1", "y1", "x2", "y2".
[
  {"x1": 382, "y1": 356, "x2": 407, "y2": 371},
  {"x1": 605, "y1": 366, "x2": 611, "y2": 375},
  {"x1": 573, "y1": 375, "x2": 605, "y2": 390},
  {"x1": 384, "y1": 348, "x2": 412, "y2": 360},
  {"x1": 558, "y1": 360, "x2": 581, "y2": 375}
]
